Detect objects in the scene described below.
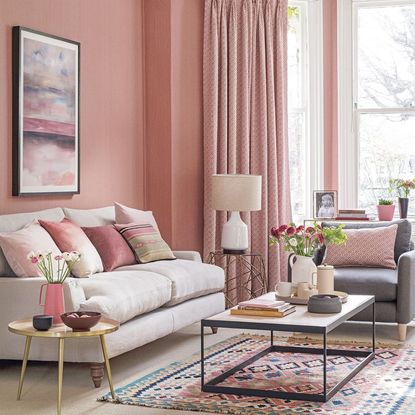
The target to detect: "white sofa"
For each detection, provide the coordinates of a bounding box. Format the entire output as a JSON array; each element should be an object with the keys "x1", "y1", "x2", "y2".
[{"x1": 0, "y1": 206, "x2": 225, "y2": 386}]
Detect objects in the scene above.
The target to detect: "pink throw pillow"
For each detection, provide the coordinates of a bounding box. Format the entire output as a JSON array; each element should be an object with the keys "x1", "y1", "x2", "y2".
[
  {"x1": 114, "y1": 202, "x2": 159, "y2": 232},
  {"x1": 323, "y1": 225, "x2": 398, "y2": 269},
  {"x1": 0, "y1": 221, "x2": 62, "y2": 277},
  {"x1": 83, "y1": 225, "x2": 136, "y2": 271},
  {"x1": 39, "y1": 218, "x2": 103, "y2": 277}
]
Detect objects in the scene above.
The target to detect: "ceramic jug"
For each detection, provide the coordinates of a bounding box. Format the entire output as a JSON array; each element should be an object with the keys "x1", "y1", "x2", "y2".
[
  {"x1": 39, "y1": 283, "x2": 65, "y2": 325},
  {"x1": 289, "y1": 255, "x2": 317, "y2": 287}
]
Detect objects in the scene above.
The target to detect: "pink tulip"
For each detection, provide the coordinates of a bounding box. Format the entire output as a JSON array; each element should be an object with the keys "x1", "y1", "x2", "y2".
[
  {"x1": 286, "y1": 226, "x2": 296, "y2": 236},
  {"x1": 278, "y1": 224, "x2": 288, "y2": 233}
]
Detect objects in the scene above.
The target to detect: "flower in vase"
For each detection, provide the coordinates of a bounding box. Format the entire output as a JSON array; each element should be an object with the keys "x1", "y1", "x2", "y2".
[
  {"x1": 289, "y1": 238, "x2": 298, "y2": 247},
  {"x1": 286, "y1": 226, "x2": 296, "y2": 236}
]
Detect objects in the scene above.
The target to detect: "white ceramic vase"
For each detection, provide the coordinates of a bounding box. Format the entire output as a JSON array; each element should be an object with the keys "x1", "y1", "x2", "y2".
[{"x1": 289, "y1": 255, "x2": 317, "y2": 287}]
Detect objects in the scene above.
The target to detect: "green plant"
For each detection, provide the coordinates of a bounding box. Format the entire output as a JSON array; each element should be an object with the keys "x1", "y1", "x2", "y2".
[
  {"x1": 389, "y1": 178, "x2": 415, "y2": 198},
  {"x1": 269, "y1": 222, "x2": 347, "y2": 257},
  {"x1": 378, "y1": 198, "x2": 394, "y2": 205}
]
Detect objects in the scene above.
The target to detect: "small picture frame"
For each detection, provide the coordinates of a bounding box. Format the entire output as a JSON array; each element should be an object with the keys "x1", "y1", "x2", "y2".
[{"x1": 313, "y1": 190, "x2": 337, "y2": 219}]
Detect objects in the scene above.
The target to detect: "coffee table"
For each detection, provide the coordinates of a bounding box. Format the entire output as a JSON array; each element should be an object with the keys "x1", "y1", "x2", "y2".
[
  {"x1": 8, "y1": 318, "x2": 119, "y2": 415},
  {"x1": 201, "y1": 293, "x2": 375, "y2": 402}
]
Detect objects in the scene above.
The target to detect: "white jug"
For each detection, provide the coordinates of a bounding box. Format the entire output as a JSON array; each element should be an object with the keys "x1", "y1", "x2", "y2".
[{"x1": 289, "y1": 255, "x2": 317, "y2": 287}]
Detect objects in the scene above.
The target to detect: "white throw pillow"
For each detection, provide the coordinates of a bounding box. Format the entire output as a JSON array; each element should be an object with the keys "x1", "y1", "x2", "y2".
[
  {"x1": 0, "y1": 221, "x2": 62, "y2": 277},
  {"x1": 114, "y1": 202, "x2": 159, "y2": 231}
]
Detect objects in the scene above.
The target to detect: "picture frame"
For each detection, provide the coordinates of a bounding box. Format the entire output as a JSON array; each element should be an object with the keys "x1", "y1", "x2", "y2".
[
  {"x1": 12, "y1": 26, "x2": 80, "y2": 196},
  {"x1": 313, "y1": 190, "x2": 338, "y2": 219}
]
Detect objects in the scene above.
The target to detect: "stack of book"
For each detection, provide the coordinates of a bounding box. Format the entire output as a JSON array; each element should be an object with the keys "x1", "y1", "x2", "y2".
[
  {"x1": 335, "y1": 209, "x2": 369, "y2": 221},
  {"x1": 230, "y1": 298, "x2": 296, "y2": 317}
]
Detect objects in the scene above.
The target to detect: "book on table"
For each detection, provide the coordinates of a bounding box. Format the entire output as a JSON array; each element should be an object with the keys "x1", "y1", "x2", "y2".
[{"x1": 230, "y1": 298, "x2": 296, "y2": 317}]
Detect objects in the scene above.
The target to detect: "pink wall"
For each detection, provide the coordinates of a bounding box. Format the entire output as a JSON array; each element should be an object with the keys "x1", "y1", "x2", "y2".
[
  {"x1": 0, "y1": 0, "x2": 145, "y2": 214},
  {"x1": 144, "y1": 0, "x2": 204, "y2": 253},
  {"x1": 323, "y1": 0, "x2": 338, "y2": 190}
]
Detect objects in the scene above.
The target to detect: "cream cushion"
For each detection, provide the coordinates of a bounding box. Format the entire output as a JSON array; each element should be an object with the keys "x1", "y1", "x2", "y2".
[
  {"x1": 117, "y1": 259, "x2": 225, "y2": 306},
  {"x1": 77, "y1": 270, "x2": 172, "y2": 323},
  {"x1": 63, "y1": 206, "x2": 115, "y2": 227},
  {"x1": 0, "y1": 222, "x2": 62, "y2": 278},
  {"x1": 114, "y1": 202, "x2": 159, "y2": 232}
]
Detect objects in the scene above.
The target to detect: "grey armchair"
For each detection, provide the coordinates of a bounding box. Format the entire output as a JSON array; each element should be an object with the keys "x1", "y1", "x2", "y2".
[{"x1": 318, "y1": 220, "x2": 414, "y2": 341}]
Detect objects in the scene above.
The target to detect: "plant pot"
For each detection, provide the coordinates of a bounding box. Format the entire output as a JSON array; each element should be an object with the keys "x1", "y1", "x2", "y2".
[
  {"x1": 377, "y1": 204, "x2": 395, "y2": 221},
  {"x1": 39, "y1": 283, "x2": 65, "y2": 325},
  {"x1": 398, "y1": 197, "x2": 409, "y2": 219}
]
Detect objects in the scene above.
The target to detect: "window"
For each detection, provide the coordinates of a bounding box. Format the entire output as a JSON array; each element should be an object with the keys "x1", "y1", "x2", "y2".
[
  {"x1": 288, "y1": 0, "x2": 323, "y2": 223},
  {"x1": 339, "y1": 0, "x2": 415, "y2": 216}
]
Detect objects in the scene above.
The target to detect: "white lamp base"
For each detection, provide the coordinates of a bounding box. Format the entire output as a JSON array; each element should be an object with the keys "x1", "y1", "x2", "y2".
[{"x1": 221, "y1": 211, "x2": 248, "y2": 254}]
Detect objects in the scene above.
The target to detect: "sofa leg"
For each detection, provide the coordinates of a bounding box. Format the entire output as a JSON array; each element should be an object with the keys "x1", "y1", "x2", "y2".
[
  {"x1": 211, "y1": 327, "x2": 218, "y2": 334},
  {"x1": 90, "y1": 363, "x2": 104, "y2": 388},
  {"x1": 398, "y1": 324, "x2": 407, "y2": 342}
]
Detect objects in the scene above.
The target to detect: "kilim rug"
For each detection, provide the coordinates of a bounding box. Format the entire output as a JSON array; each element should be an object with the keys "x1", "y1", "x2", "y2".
[{"x1": 99, "y1": 334, "x2": 415, "y2": 414}]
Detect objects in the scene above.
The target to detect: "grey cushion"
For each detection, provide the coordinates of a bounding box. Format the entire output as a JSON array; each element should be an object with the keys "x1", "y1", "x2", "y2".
[
  {"x1": 0, "y1": 208, "x2": 65, "y2": 277},
  {"x1": 334, "y1": 267, "x2": 397, "y2": 301},
  {"x1": 63, "y1": 206, "x2": 115, "y2": 227},
  {"x1": 322, "y1": 219, "x2": 412, "y2": 262}
]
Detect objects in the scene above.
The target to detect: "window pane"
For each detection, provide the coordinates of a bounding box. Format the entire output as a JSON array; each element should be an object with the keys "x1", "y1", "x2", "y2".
[
  {"x1": 288, "y1": 6, "x2": 303, "y2": 109},
  {"x1": 288, "y1": 112, "x2": 306, "y2": 222},
  {"x1": 358, "y1": 5, "x2": 415, "y2": 109},
  {"x1": 359, "y1": 113, "x2": 415, "y2": 215}
]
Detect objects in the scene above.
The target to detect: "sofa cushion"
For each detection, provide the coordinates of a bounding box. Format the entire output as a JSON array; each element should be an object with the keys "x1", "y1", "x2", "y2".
[
  {"x1": 334, "y1": 267, "x2": 397, "y2": 301},
  {"x1": 114, "y1": 202, "x2": 159, "y2": 232},
  {"x1": 0, "y1": 208, "x2": 65, "y2": 277},
  {"x1": 322, "y1": 219, "x2": 412, "y2": 262},
  {"x1": 117, "y1": 259, "x2": 225, "y2": 306},
  {"x1": 63, "y1": 206, "x2": 115, "y2": 227},
  {"x1": 82, "y1": 225, "x2": 136, "y2": 271},
  {"x1": 39, "y1": 218, "x2": 103, "y2": 277},
  {"x1": 77, "y1": 270, "x2": 172, "y2": 323}
]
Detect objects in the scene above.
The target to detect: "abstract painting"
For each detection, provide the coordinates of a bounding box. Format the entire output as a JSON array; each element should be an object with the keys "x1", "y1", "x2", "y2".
[{"x1": 12, "y1": 27, "x2": 80, "y2": 195}]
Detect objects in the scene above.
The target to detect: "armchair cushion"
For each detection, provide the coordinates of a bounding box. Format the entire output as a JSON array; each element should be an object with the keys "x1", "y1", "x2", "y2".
[{"x1": 334, "y1": 267, "x2": 397, "y2": 301}]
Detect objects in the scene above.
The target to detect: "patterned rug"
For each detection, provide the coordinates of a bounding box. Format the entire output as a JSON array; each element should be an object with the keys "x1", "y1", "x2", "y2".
[{"x1": 99, "y1": 334, "x2": 415, "y2": 414}]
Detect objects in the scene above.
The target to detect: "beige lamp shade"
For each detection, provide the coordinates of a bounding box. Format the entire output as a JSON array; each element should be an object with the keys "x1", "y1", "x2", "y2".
[{"x1": 211, "y1": 174, "x2": 262, "y2": 212}]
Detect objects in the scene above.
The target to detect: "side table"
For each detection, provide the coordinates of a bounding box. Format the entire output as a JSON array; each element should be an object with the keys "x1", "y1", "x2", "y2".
[
  {"x1": 8, "y1": 317, "x2": 119, "y2": 415},
  {"x1": 207, "y1": 251, "x2": 267, "y2": 308}
]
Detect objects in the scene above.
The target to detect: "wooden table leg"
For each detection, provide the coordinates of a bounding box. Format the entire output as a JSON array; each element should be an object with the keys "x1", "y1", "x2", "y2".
[
  {"x1": 17, "y1": 336, "x2": 32, "y2": 400},
  {"x1": 57, "y1": 338, "x2": 64, "y2": 415},
  {"x1": 100, "y1": 335, "x2": 115, "y2": 399}
]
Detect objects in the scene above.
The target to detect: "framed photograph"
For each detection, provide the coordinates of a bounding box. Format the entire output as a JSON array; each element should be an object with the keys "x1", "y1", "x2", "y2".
[
  {"x1": 12, "y1": 27, "x2": 80, "y2": 195},
  {"x1": 313, "y1": 190, "x2": 337, "y2": 219}
]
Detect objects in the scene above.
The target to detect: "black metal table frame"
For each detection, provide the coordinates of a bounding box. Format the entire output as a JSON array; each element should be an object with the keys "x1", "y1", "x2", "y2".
[{"x1": 201, "y1": 298, "x2": 375, "y2": 402}]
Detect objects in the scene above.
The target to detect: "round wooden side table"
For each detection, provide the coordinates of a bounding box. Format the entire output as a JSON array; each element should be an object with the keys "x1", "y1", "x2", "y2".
[
  {"x1": 8, "y1": 317, "x2": 119, "y2": 415},
  {"x1": 207, "y1": 251, "x2": 267, "y2": 308}
]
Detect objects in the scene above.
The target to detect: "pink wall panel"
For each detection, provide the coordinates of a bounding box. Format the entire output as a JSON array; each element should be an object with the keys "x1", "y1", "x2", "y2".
[{"x1": 0, "y1": 0, "x2": 145, "y2": 214}]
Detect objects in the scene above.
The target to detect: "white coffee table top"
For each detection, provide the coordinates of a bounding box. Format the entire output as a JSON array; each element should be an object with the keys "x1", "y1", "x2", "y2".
[{"x1": 204, "y1": 293, "x2": 374, "y2": 333}]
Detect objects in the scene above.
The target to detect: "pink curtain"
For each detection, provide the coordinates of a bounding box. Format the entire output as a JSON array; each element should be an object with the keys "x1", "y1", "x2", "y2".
[{"x1": 203, "y1": 0, "x2": 292, "y2": 301}]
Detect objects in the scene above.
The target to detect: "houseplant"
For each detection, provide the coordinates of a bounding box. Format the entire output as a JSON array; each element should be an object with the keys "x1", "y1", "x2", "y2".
[
  {"x1": 389, "y1": 178, "x2": 415, "y2": 219},
  {"x1": 28, "y1": 251, "x2": 80, "y2": 324},
  {"x1": 377, "y1": 198, "x2": 395, "y2": 221},
  {"x1": 269, "y1": 223, "x2": 347, "y2": 286}
]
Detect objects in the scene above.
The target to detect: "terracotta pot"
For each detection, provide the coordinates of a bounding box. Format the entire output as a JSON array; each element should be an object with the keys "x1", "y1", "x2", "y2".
[
  {"x1": 377, "y1": 204, "x2": 395, "y2": 221},
  {"x1": 39, "y1": 283, "x2": 65, "y2": 325}
]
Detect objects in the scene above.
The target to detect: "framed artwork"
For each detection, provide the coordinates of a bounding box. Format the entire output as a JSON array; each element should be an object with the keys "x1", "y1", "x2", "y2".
[
  {"x1": 313, "y1": 190, "x2": 338, "y2": 219},
  {"x1": 12, "y1": 27, "x2": 80, "y2": 196}
]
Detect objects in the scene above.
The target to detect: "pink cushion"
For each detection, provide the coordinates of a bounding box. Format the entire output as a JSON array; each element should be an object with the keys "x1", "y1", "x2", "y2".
[
  {"x1": 39, "y1": 218, "x2": 103, "y2": 277},
  {"x1": 323, "y1": 224, "x2": 398, "y2": 269},
  {"x1": 114, "y1": 202, "x2": 159, "y2": 231},
  {"x1": 82, "y1": 225, "x2": 136, "y2": 271},
  {"x1": 0, "y1": 221, "x2": 62, "y2": 277}
]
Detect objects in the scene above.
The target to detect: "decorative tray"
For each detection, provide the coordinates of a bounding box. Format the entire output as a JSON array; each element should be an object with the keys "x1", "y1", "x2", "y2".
[{"x1": 275, "y1": 291, "x2": 348, "y2": 305}]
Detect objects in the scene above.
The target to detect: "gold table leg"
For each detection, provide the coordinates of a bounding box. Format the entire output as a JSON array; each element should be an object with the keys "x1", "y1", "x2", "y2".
[
  {"x1": 17, "y1": 336, "x2": 32, "y2": 400},
  {"x1": 100, "y1": 334, "x2": 115, "y2": 399},
  {"x1": 57, "y1": 338, "x2": 64, "y2": 415}
]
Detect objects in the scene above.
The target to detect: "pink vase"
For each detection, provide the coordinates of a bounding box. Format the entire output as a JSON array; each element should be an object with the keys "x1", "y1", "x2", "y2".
[
  {"x1": 39, "y1": 283, "x2": 65, "y2": 325},
  {"x1": 377, "y1": 204, "x2": 395, "y2": 221}
]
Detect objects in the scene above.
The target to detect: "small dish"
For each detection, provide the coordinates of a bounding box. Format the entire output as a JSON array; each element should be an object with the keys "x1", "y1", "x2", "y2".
[{"x1": 32, "y1": 315, "x2": 53, "y2": 331}]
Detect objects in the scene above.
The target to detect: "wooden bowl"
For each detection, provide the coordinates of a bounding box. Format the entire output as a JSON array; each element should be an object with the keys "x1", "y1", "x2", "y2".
[{"x1": 61, "y1": 311, "x2": 102, "y2": 331}]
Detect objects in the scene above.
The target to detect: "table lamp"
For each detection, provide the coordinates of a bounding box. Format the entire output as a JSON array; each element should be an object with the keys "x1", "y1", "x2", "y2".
[{"x1": 212, "y1": 174, "x2": 262, "y2": 254}]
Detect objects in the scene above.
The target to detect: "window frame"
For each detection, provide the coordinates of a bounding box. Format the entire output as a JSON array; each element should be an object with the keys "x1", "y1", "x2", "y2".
[
  {"x1": 338, "y1": 0, "x2": 415, "y2": 214},
  {"x1": 288, "y1": 0, "x2": 324, "y2": 221}
]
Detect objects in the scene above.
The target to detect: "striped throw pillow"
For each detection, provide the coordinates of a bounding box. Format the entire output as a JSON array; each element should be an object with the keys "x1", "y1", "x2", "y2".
[{"x1": 115, "y1": 223, "x2": 176, "y2": 264}]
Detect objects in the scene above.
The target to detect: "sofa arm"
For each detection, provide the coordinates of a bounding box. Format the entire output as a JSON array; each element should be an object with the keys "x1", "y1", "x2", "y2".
[
  {"x1": 397, "y1": 249, "x2": 415, "y2": 324},
  {"x1": 172, "y1": 251, "x2": 202, "y2": 262}
]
